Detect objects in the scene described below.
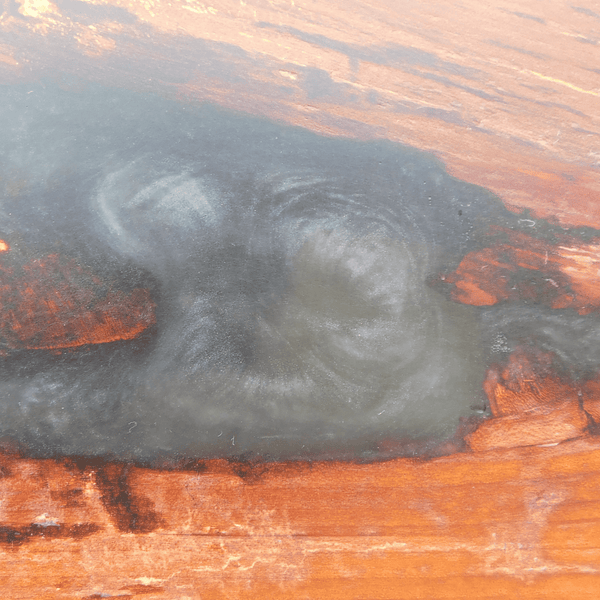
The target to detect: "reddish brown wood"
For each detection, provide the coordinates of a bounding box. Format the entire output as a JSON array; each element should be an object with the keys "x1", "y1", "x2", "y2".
[
  {"x1": 440, "y1": 229, "x2": 600, "y2": 312},
  {"x1": 2, "y1": 440, "x2": 600, "y2": 598},
  {"x1": 1, "y1": 0, "x2": 598, "y2": 227},
  {"x1": 0, "y1": 252, "x2": 155, "y2": 352},
  {"x1": 1, "y1": 0, "x2": 600, "y2": 596}
]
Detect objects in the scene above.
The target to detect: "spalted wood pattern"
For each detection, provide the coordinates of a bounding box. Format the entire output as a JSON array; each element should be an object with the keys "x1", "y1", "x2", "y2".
[{"x1": 1, "y1": 0, "x2": 600, "y2": 597}]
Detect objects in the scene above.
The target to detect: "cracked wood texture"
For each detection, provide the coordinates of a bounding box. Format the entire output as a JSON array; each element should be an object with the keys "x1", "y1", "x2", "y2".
[{"x1": 1, "y1": 0, "x2": 600, "y2": 597}]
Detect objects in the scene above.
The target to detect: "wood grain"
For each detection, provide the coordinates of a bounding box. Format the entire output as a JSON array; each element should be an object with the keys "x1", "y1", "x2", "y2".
[
  {"x1": 1, "y1": 0, "x2": 600, "y2": 596},
  {"x1": 1, "y1": 438, "x2": 600, "y2": 598},
  {"x1": 1, "y1": 0, "x2": 598, "y2": 226}
]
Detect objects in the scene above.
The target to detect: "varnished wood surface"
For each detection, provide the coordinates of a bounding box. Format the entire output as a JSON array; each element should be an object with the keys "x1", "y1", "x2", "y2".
[
  {"x1": 1, "y1": 0, "x2": 599, "y2": 227},
  {"x1": 2, "y1": 437, "x2": 600, "y2": 598},
  {"x1": 1, "y1": 0, "x2": 600, "y2": 597}
]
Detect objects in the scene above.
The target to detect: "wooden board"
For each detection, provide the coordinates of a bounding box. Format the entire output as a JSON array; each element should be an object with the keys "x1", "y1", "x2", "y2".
[
  {"x1": 1, "y1": 0, "x2": 599, "y2": 597},
  {"x1": 2, "y1": 438, "x2": 600, "y2": 598},
  {"x1": 1, "y1": 0, "x2": 598, "y2": 227}
]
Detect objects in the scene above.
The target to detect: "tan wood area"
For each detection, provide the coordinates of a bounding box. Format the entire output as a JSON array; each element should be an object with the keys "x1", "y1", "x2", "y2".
[{"x1": 1, "y1": 0, "x2": 600, "y2": 597}]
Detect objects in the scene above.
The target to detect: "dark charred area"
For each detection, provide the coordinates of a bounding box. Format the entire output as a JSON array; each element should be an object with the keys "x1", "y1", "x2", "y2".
[
  {"x1": 0, "y1": 522, "x2": 101, "y2": 549},
  {"x1": 226, "y1": 454, "x2": 275, "y2": 483},
  {"x1": 94, "y1": 463, "x2": 165, "y2": 533},
  {"x1": 81, "y1": 584, "x2": 165, "y2": 599},
  {"x1": 0, "y1": 462, "x2": 12, "y2": 479},
  {"x1": 1, "y1": 80, "x2": 600, "y2": 464},
  {"x1": 0, "y1": 247, "x2": 157, "y2": 354},
  {"x1": 50, "y1": 487, "x2": 86, "y2": 508}
]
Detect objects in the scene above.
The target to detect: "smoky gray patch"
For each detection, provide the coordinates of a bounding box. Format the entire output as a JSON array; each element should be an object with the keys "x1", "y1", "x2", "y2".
[
  {"x1": 366, "y1": 90, "x2": 381, "y2": 105},
  {"x1": 572, "y1": 6, "x2": 600, "y2": 19},
  {"x1": 302, "y1": 68, "x2": 359, "y2": 102},
  {"x1": 507, "y1": 135, "x2": 546, "y2": 151},
  {"x1": 571, "y1": 124, "x2": 600, "y2": 137},
  {"x1": 256, "y1": 22, "x2": 481, "y2": 80},
  {"x1": 1, "y1": 19, "x2": 257, "y2": 92},
  {"x1": 53, "y1": 0, "x2": 138, "y2": 25},
  {"x1": 418, "y1": 106, "x2": 469, "y2": 126},
  {"x1": 483, "y1": 306, "x2": 600, "y2": 380},
  {"x1": 0, "y1": 81, "x2": 529, "y2": 460},
  {"x1": 419, "y1": 72, "x2": 504, "y2": 102},
  {"x1": 486, "y1": 40, "x2": 547, "y2": 60},
  {"x1": 379, "y1": 45, "x2": 482, "y2": 80},
  {"x1": 510, "y1": 11, "x2": 546, "y2": 24},
  {"x1": 532, "y1": 101, "x2": 588, "y2": 118}
]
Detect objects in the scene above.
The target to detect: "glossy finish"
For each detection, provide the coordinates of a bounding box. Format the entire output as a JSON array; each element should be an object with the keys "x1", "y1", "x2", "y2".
[
  {"x1": 2, "y1": 439, "x2": 600, "y2": 598},
  {"x1": 1, "y1": 0, "x2": 600, "y2": 596}
]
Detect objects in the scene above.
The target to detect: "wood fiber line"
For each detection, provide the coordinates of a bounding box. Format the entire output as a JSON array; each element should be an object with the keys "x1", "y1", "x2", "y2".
[
  {"x1": 1, "y1": 0, "x2": 600, "y2": 597},
  {"x1": 0, "y1": 440, "x2": 600, "y2": 597}
]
